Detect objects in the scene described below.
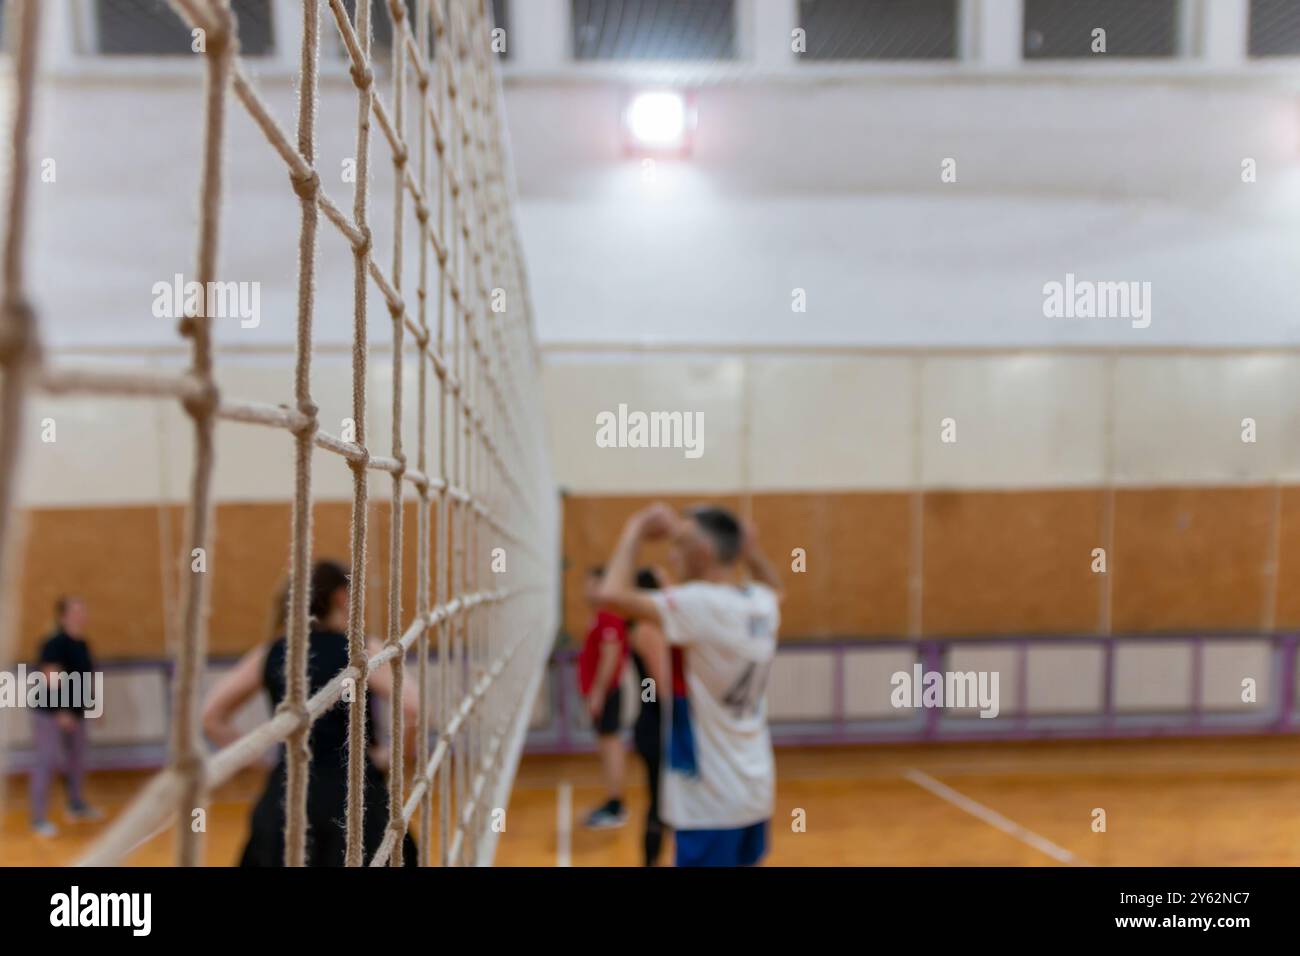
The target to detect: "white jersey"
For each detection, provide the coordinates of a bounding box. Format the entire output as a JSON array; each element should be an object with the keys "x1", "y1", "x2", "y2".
[{"x1": 651, "y1": 581, "x2": 779, "y2": 830}]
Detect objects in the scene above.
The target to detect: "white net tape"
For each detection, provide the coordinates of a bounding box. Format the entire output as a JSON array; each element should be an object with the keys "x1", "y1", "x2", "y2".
[{"x1": 0, "y1": 0, "x2": 557, "y2": 866}]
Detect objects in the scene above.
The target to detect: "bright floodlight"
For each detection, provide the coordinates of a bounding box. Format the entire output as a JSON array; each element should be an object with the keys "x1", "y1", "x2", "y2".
[{"x1": 627, "y1": 91, "x2": 687, "y2": 149}]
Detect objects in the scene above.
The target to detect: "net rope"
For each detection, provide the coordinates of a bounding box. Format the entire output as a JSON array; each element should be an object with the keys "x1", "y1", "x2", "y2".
[{"x1": 0, "y1": 0, "x2": 556, "y2": 867}]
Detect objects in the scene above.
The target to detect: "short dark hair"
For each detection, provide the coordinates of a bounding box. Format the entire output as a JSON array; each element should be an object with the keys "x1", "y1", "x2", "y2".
[
  {"x1": 635, "y1": 567, "x2": 661, "y2": 590},
  {"x1": 53, "y1": 595, "x2": 82, "y2": 623},
  {"x1": 689, "y1": 506, "x2": 742, "y2": 564},
  {"x1": 310, "y1": 560, "x2": 351, "y2": 621}
]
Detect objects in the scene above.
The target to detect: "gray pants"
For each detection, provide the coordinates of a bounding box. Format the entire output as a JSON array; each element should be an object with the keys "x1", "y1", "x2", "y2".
[{"x1": 29, "y1": 711, "x2": 88, "y2": 823}]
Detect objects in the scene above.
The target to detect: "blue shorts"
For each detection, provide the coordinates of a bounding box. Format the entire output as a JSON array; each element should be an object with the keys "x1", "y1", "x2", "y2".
[{"x1": 674, "y1": 820, "x2": 768, "y2": 867}]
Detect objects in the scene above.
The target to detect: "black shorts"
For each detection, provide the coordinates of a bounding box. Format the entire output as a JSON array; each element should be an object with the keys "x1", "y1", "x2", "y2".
[{"x1": 593, "y1": 686, "x2": 622, "y2": 735}]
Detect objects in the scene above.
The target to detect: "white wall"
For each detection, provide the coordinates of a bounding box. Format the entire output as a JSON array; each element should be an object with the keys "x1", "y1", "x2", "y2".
[
  {"x1": 542, "y1": 351, "x2": 1300, "y2": 495},
  {"x1": 14, "y1": 1, "x2": 1300, "y2": 354},
  {"x1": 18, "y1": 349, "x2": 1300, "y2": 506}
]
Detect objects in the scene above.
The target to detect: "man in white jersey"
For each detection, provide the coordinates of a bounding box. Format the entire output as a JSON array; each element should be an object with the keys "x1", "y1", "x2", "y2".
[{"x1": 596, "y1": 502, "x2": 783, "y2": 866}]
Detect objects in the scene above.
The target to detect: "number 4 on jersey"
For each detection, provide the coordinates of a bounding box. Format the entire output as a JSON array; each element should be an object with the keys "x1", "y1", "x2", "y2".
[{"x1": 723, "y1": 662, "x2": 771, "y2": 718}]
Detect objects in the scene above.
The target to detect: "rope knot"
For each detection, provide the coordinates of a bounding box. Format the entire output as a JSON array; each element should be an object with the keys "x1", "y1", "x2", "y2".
[
  {"x1": 177, "y1": 314, "x2": 202, "y2": 339},
  {"x1": 276, "y1": 700, "x2": 313, "y2": 759},
  {"x1": 203, "y1": 12, "x2": 236, "y2": 59},
  {"x1": 182, "y1": 381, "x2": 220, "y2": 421},
  {"x1": 294, "y1": 400, "x2": 319, "y2": 437},
  {"x1": 173, "y1": 751, "x2": 208, "y2": 787},
  {"x1": 415, "y1": 203, "x2": 430, "y2": 225},
  {"x1": 393, "y1": 146, "x2": 409, "y2": 169},
  {"x1": 290, "y1": 168, "x2": 321, "y2": 202},
  {"x1": 387, "y1": 298, "x2": 405, "y2": 321},
  {"x1": 350, "y1": 63, "x2": 375, "y2": 92},
  {"x1": 392, "y1": 452, "x2": 407, "y2": 478},
  {"x1": 276, "y1": 699, "x2": 312, "y2": 726},
  {"x1": 349, "y1": 446, "x2": 371, "y2": 472},
  {"x1": 353, "y1": 227, "x2": 373, "y2": 259}
]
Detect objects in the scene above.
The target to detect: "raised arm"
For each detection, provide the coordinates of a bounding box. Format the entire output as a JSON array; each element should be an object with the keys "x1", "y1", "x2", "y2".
[
  {"x1": 741, "y1": 519, "x2": 784, "y2": 601},
  {"x1": 595, "y1": 503, "x2": 677, "y2": 625},
  {"x1": 365, "y1": 636, "x2": 421, "y2": 761},
  {"x1": 202, "y1": 643, "x2": 268, "y2": 748}
]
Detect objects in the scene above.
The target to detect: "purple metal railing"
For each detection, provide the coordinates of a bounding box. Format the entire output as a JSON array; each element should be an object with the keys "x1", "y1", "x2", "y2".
[
  {"x1": 5, "y1": 631, "x2": 1297, "y2": 772},
  {"x1": 527, "y1": 630, "x2": 1300, "y2": 753}
]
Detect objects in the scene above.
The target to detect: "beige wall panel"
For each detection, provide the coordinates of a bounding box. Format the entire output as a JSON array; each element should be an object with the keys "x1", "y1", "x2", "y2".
[
  {"x1": 920, "y1": 355, "x2": 1108, "y2": 489},
  {"x1": 542, "y1": 358, "x2": 745, "y2": 493},
  {"x1": 746, "y1": 356, "x2": 915, "y2": 490},
  {"x1": 1113, "y1": 354, "x2": 1300, "y2": 485},
  {"x1": 19, "y1": 380, "x2": 166, "y2": 507}
]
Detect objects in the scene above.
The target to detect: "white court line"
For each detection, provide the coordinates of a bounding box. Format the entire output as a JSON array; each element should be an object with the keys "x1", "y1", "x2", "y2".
[
  {"x1": 556, "y1": 781, "x2": 572, "y2": 868},
  {"x1": 904, "y1": 768, "x2": 1085, "y2": 866}
]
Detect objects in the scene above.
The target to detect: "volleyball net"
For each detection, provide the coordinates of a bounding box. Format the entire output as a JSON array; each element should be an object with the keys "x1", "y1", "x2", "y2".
[{"x1": 0, "y1": 0, "x2": 558, "y2": 866}]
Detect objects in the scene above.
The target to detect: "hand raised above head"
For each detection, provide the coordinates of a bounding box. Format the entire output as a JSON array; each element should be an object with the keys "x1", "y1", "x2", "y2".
[{"x1": 635, "y1": 502, "x2": 678, "y2": 540}]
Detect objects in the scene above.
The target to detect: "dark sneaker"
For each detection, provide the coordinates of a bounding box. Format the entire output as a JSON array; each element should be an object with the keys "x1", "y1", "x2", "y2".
[
  {"x1": 583, "y1": 800, "x2": 629, "y2": 830},
  {"x1": 67, "y1": 803, "x2": 104, "y2": 822}
]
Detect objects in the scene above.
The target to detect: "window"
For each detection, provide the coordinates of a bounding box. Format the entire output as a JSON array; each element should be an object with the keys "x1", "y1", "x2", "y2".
[
  {"x1": 337, "y1": 1, "x2": 508, "y2": 61},
  {"x1": 572, "y1": 0, "x2": 736, "y2": 61},
  {"x1": 492, "y1": 0, "x2": 510, "y2": 60},
  {"x1": 340, "y1": 0, "x2": 415, "y2": 56},
  {"x1": 796, "y1": 0, "x2": 957, "y2": 61},
  {"x1": 92, "y1": 0, "x2": 275, "y2": 56},
  {"x1": 1249, "y1": 0, "x2": 1300, "y2": 57},
  {"x1": 1023, "y1": 0, "x2": 1181, "y2": 60}
]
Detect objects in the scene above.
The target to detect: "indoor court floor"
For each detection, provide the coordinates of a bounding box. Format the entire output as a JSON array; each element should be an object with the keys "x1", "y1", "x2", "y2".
[{"x1": 4, "y1": 737, "x2": 1298, "y2": 867}]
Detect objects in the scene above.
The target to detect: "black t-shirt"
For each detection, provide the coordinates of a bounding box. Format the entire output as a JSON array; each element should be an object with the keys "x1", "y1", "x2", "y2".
[
  {"x1": 37, "y1": 631, "x2": 94, "y2": 718},
  {"x1": 262, "y1": 630, "x2": 372, "y2": 773}
]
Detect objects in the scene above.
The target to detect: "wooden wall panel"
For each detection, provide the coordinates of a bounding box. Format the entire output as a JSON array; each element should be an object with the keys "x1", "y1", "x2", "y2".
[
  {"x1": 748, "y1": 494, "x2": 823, "y2": 637},
  {"x1": 1273, "y1": 486, "x2": 1300, "y2": 629},
  {"x1": 16, "y1": 506, "x2": 169, "y2": 662},
  {"x1": 1112, "y1": 486, "x2": 1274, "y2": 632},
  {"x1": 205, "y1": 500, "x2": 356, "y2": 657},
  {"x1": 749, "y1": 492, "x2": 910, "y2": 637},
  {"x1": 16, "y1": 499, "x2": 395, "y2": 662},
  {"x1": 825, "y1": 493, "x2": 911, "y2": 635},
  {"x1": 17, "y1": 484, "x2": 1294, "y2": 658},
  {"x1": 367, "y1": 498, "x2": 428, "y2": 648},
  {"x1": 921, "y1": 489, "x2": 1105, "y2": 636},
  {"x1": 206, "y1": 502, "x2": 292, "y2": 656}
]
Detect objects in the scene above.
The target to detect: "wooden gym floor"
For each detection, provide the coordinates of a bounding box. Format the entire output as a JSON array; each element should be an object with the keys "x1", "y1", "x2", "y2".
[{"x1": 3, "y1": 736, "x2": 1298, "y2": 866}]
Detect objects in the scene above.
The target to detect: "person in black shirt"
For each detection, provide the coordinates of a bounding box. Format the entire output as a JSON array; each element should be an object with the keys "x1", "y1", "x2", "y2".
[
  {"x1": 30, "y1": 595, "x2": 102, "y2": 836},
  {"x1": 202, "y1": 560, "x2": 420, "y2": 866},
  {"x1": 629, "y1": 567, "x2": 670, "y2": 866}
]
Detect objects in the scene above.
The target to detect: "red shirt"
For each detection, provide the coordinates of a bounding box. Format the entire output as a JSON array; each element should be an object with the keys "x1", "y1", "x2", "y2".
[{"x1": 578, "y1": 610, "x2": 628, "y2": 696}]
